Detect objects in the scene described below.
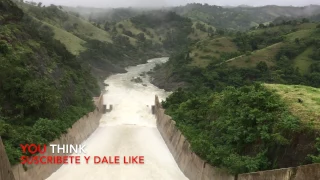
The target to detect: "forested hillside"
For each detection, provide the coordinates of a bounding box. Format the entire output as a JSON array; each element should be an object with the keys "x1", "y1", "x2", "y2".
[
  {"x1": 0, "y1": 0, "x2": 99, "y2": 165},
  {"x1": 150, "y1": 17, "x2": 320, "y2": 174},
  {"x1": 152, "y1": 19, "x2": 320, "y2": 90}
]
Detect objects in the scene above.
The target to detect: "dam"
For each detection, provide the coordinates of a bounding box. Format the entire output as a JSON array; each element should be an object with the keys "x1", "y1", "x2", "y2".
[{"x1": 46, "y1": 57, "x2": 189, "y2": 180}]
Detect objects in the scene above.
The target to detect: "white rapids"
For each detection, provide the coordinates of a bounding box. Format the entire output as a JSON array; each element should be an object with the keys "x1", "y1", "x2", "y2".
[{"x1": 46, "y1": 57, "x2": 189, "y2": 180}]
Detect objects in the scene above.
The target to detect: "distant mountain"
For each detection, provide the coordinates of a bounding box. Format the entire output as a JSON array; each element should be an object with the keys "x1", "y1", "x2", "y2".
[
  {"x1": 173, "y1": 3, "x2": 320, "y2": 30},
  {"x1": 60, "y1": 3, "x2": 320, "y2": 30},
  {"x1": 237, "y1": 4, "x2": 252, "y2": 8}
]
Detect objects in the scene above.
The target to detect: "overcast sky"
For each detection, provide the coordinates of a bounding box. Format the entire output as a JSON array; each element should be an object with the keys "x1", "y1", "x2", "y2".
[{"x1": 37, "y1": 0, "x2": 319, "y2": 8}]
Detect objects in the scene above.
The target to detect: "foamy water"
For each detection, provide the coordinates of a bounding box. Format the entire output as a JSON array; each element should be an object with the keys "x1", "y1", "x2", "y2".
[{"x1": 46, "y1": 57, "x2": 189, "y2": 180}]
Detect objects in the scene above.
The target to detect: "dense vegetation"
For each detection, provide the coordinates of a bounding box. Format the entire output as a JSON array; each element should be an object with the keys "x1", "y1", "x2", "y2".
[
  {"x1": 163, "y1": 84, "x2": 308, "y2": 174},
  {"x1": 0, "y1": 0, "x2": 99, "y2": 165}
]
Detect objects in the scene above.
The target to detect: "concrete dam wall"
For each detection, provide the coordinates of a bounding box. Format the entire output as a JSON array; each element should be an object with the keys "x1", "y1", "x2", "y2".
[
  {"x1": 238, "y1": 163, "x2": 320, "y2": 180},
  {"x1": 9, "y1": 94, "x2": 104, "y2": 180},
  {"x1": 0, "y1": 137, "x2": 15, "y2": 180},
  {"x1": 154, "y1": 95, "x2": 320, "y2": 180},
  {"x1": 154, "y1": 95, "x2": 234, "y2": 180}
]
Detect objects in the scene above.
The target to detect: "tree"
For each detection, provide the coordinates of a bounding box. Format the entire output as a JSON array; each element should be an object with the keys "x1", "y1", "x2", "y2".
[
  {"x1": 256, "y1": 61, "x2": 269, "y2": 72},
  {"x1": 302, "y1": 18, "x2": 310, "y2": 23},
  {"x1": 217, "y1": 29, "x2": 225, "y2": 35},
  {"x1": 258, "y1": 23, "x2": 265, "y2": 29},
  {"x1": 73, "y1": 23, "x2": 78, "y2": 29},
  {"x1": 0, "y1": 40, "x2": 10, "y2": 54},
  {"x1": 208, "y1": 27, "x2": 214, "y2": 37},
  {"x1": 37, "y1": 2, "x2": 42, "y2": 7},
  {"x1": 88, "y1": 13, "x2": 93, "y2": 22},
  {"x1": 196, "y1": 22, "x2": 206, "y2": 32},
  {"x1": 104, "y1": 22, "x2": 110, "y2": 31},
  {"x1": 136, "y1": 32, "x2": 146, "y2": 42},
  {"x1": 123, "y1": 30, "x2": 134, "y2": 37}
]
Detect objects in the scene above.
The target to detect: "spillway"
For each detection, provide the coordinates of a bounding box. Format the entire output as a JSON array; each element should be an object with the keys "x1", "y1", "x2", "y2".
[{"x1": 46, "y1": 57, "x2": 189, "y2": 180}]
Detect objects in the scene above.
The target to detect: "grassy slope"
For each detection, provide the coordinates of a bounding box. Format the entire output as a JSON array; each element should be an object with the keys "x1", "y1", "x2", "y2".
[
  {"x1": 191, "y1": 23, "x2": 315, "y2": 70},
  {"x1": 187, "y1": 23, "x2": 318, "y2": 69},
  {"x1": 265, "y1": 84, "x2": 320, "y2": 128},
  {"x1": 294, "y1": 47, "x2": 316, "y2": 74},
  {"x1": 21, "y1": 4, "x2": 112, "y2": 55},
  {"x1": 249, "y1": 24, "x2": 292, "y2": 35},
  {"x1": 188, "y1": 20, "x2": 216, "y2": 41},
  {"x1": 67, "y1": 14, "x2": 112, "y2": 43},
  {"x1": 37, "y1": 12, "x2": 112, "y2": 43},
  {"x1": 189, "y1": 37, "x2": 239, "y2": 67},
  {"x1": 186, "y1": 22, "x2": 319, "y2": 70},
  {"x1": 43, "y1": 21, "x2": 86, "y2": 55},
  {"x1": 285, "y1": 29, "x2": 314, "y2": 41},
  {"x1": 227, "y1": 42, "x2": 283, "y2": 68},
  {"x1": 228, "y1": 24, "x2": 319, "y2": 68},
  {"x1": 29, "y1": 16, "x2": 86, "y2": 55},
  {"x1": 115, "y1": 19, "x2": 165, "y2": 46},
  {"x1": 291, "y1": 27, "x2": 320, "y2": 74},
  {"x1": 115, "y1": 20, "x2": 139, "y2": 45}
]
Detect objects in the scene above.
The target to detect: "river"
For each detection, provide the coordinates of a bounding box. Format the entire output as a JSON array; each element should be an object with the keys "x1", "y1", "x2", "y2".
[{"x1": 46, "y1": 57, "x2": 189, "y2": 180}]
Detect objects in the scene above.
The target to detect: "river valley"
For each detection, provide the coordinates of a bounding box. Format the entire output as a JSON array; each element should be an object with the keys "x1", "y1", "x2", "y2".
[{"x1": 46, "y1": 57, "x2": 189, "y2": 180}]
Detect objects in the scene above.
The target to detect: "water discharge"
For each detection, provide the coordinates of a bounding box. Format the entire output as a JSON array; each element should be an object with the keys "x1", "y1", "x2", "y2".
[{"x1": 46, "y1": 57, "x2": 189, "y2": 180}]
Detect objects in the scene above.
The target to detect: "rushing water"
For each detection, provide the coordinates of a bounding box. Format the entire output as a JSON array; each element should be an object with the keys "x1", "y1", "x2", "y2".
[{"x1": 46, "y1": 57, "x2": 189, "y2": 180}]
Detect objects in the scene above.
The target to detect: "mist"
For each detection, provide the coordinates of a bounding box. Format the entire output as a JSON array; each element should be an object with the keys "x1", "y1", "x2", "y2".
[{"x1": 37, "y1": 0, "x2": 320, "y2": 8}]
